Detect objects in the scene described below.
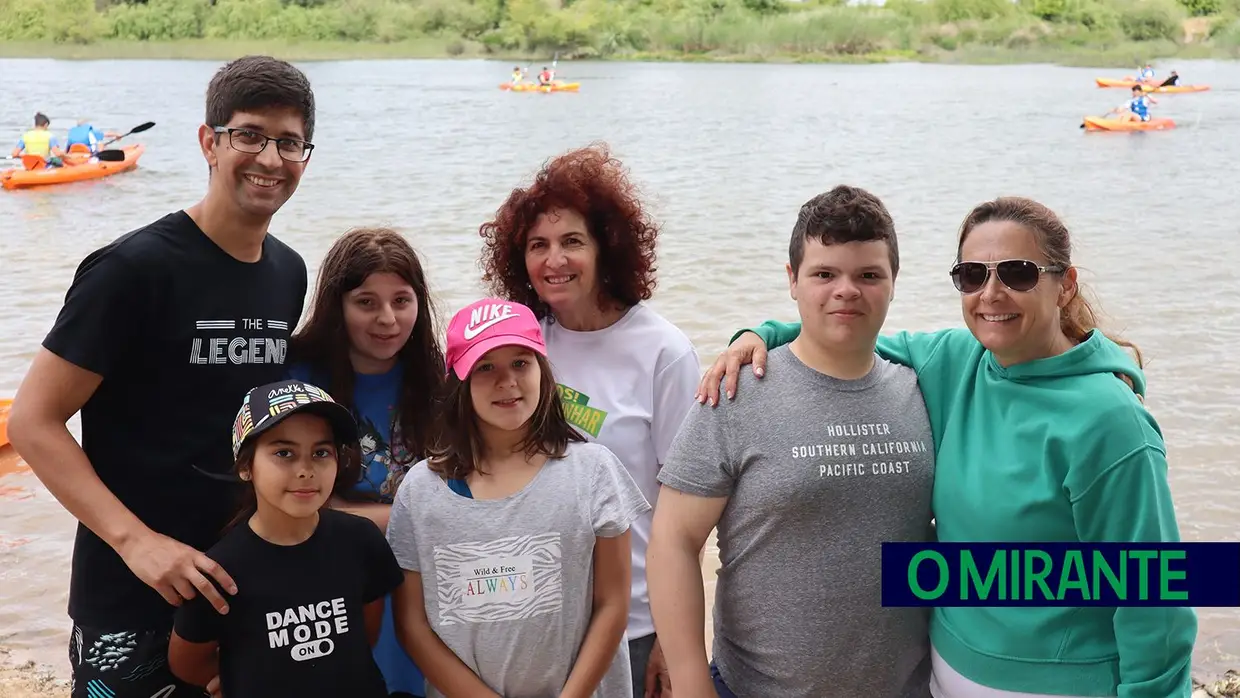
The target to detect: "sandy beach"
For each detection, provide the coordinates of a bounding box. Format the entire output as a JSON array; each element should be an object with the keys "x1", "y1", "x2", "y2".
[{"x1": 0, "y1": 648, "x2": 68, "y2": 697}]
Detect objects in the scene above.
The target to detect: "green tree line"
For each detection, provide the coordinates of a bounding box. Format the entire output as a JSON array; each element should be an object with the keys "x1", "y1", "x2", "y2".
[{"x1": 2, "y1": 0, "x2": 1239, "y2": 58}]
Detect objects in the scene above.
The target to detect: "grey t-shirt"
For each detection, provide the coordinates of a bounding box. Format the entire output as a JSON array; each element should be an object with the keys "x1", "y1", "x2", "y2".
[
  {"x1": 386, "y1": 441, "x2": 651, "y2": 698},
  {"x1": 657, "y1": 345, "x2": 935, "y2": 698}
]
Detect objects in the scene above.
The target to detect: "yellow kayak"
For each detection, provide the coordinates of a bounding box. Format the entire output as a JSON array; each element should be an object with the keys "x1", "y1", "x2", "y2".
[{"x1": 500, "y1": 81, "x2": 580, "y2": 93}]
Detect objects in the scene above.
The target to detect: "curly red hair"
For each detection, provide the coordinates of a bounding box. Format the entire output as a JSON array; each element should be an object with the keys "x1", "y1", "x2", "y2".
[{"x1": 479, "y1": 143, "x2": 659, "y2": 320}]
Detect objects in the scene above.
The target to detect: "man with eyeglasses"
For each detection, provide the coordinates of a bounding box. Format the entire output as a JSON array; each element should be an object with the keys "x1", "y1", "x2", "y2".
[{"x1": 9, "y1": 55, "x2": 316, "y2": 698}]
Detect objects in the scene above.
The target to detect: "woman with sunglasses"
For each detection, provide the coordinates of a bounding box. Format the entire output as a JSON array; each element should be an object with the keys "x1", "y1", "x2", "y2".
[{"x1": 692, "y1": 196, "x2": 1196, "y2": 698}]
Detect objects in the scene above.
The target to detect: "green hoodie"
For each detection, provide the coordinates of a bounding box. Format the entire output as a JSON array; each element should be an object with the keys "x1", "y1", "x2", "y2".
[{"x1": 737, "y1": 321, "x2": 1196, "y2": 697}]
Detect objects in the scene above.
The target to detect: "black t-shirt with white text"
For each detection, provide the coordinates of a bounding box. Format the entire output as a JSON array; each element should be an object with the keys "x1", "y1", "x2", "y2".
[
  {"x1": 41, "y1": 210, "x2": 307, "y2": 628},
  {"x1": 173, "y1": 509, "x2": 404, "y2": 698}
]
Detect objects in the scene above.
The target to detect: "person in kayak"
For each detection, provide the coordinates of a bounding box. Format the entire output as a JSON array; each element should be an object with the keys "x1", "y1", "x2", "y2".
[
  {"x1": 65, "y1": 120, "x2": 120, "y2": 155},
  {"x1": 511, "y1": 65, "x2": 525, "y2": 84},
  {"x1": 1137, "y1": 63, "x2": 1156, "y2": 83},
  {"x1": 7, "y1": 55, "x2": 317, "y2": 698},
  {"x1": 538, "y1": 66, "x2": 553, "y2": 85},
  {"x1": 1159, "y1": 70, "x2": 1180, "y2": 87},
  {"x1": 10, "y1": 112, "x2": 65, "y2": 167},
  {"x1": 1113, "y1": 84, "x2": 1158, "y2": 122}
]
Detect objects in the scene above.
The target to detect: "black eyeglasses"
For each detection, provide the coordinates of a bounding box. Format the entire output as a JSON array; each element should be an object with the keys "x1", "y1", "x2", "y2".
[
  {"x1": 213, "y1": 126, "x2": 314, "y2": 163},
  {"x1": 950, "y1": 259, "x2": 1064, "y2": 294}
]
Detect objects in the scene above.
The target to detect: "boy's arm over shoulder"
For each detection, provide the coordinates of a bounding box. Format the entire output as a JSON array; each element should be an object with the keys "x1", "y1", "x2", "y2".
[{"x1": 1064, "y1": 394, "x2": 1196, "y2": 698}]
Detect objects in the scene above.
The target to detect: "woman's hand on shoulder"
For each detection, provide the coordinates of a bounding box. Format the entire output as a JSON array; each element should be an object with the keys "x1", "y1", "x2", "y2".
[{"x1": 695, "y1": 332, "x2": 768, "y2": 406}]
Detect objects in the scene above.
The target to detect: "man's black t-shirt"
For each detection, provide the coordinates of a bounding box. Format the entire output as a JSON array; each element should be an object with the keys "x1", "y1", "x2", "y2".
[
  {"x1": 41, "y1": 210, "x2": 308, "y2": 628},
  {"x1": 173, "y1": 509, "x2": 404, "y2": 698}
]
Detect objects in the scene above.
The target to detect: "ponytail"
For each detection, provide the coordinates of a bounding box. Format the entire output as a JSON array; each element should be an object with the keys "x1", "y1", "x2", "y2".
[{"x1": 1061, "y1": 281, "x2": 1145, "y2": 396}]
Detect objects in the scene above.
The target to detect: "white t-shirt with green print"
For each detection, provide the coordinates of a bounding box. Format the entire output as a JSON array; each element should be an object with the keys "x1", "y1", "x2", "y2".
[{"x1": 540, "y1": 302, "x2": 700, "y2": 639}]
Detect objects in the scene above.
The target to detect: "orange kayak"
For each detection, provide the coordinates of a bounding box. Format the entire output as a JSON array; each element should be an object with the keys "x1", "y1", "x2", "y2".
[
  {"x1": 1082, "y1": 116, "x2": 1176, "y2": 132},
  {"x1": 2, "y1": 144, "x2": 145, "y2": 190},
  {"x1": 0, "y1": 398, "x2": 10, "y2": 449},
  {"x1": 0, "y1": 398, "x2": 28, "y2": 481},
  {"x1": 1095, "y1": 77, "x2": 1210, "y2": 93},
  {"x1": 500, "y1": 81, "x2": 580, "y2": 93}
]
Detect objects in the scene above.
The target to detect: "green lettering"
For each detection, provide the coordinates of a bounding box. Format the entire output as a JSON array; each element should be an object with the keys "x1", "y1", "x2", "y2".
[
  {"x1": 1159, "y1": 550, "x2": 1188, "y2": 601},
  {"x1": 1010, "y1": 549, "x2": 1019, "y2": 600},
  {"x1": 1057, "y1": 550, "x2": 1090, "y2": 601},
  {"x1": 1092, "y1": 550, "x2": 1126, "y2": 600},
  {"x1": 1023, "y1": 550, "x2": 1054, "y2": 600},
  {"x1": 962, "y1": 550, "x2": 1003, "y2": 601},
  {"x1": 908, "y1": 551, "x2": 949, "y2": 600},
  {"x1": 1129, "y1": 550, "x2": 1157, "y2": 600}
]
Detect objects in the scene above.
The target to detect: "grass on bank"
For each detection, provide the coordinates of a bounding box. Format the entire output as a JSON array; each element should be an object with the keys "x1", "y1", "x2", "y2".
[{"x1": 0, "y1": 0, "x2": 1239, "y2": 65}]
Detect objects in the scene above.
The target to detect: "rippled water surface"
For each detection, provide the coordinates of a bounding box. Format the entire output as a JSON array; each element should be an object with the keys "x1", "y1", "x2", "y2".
[{"x1": 1, "y1": 56, "x2": 1237, "y2": 679}]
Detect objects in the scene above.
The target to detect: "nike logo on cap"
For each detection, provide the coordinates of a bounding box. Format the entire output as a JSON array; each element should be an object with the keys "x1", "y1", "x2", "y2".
[{"x1": 463, "y1": 303, "x2": 517, "y2": 340}]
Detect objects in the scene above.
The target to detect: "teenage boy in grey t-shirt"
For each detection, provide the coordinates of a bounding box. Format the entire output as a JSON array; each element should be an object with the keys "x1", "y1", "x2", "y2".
[{"x1": 647, "y1": 185, "x2": 935, "y2": 698}]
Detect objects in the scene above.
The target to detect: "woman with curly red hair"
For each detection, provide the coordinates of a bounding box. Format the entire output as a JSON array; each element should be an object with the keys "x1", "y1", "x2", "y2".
[{"x1": 479, "y1": 144, "x2": 701, "y2": 698}]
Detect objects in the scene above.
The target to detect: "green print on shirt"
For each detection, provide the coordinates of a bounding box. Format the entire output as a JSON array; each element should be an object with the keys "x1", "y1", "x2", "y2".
[{"x1": 556, "y1": 384, "x2": 607, "y2": 438}]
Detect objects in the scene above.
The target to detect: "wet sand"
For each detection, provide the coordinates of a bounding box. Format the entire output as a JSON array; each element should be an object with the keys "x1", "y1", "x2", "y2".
[{"x1": 0, "y1": 648, "x2": 69, "y2": 697}]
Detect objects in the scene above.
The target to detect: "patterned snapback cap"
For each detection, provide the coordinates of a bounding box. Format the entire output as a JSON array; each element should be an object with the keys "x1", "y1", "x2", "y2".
[{"x1": 231, "y1": 380, "x2": 359, "y2": 459}]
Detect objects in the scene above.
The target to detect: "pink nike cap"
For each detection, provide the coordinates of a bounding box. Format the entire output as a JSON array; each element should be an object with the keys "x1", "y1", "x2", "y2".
[{"x1": 445, "y1": 298, "x2": 547, "y2": 380}]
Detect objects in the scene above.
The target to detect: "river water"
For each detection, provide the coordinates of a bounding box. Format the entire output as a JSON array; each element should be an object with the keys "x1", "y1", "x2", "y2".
[{"x1": 1, "y1": 56, "x2": 1237, "y2": 681}]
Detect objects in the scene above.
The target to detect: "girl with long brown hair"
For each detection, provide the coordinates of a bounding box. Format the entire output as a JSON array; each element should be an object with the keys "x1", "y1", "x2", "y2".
[
  {"x1": 386, "y1": 297, "x2": 650, "y2": 698},
  {"x1": 288, "y1": 227, "x2": 445, "y2": 697}
]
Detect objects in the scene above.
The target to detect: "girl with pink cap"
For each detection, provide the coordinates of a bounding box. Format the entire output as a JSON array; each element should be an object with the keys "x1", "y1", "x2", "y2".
[{"x1": 386, "y1": 297, "x2": 650, "y2": 698}]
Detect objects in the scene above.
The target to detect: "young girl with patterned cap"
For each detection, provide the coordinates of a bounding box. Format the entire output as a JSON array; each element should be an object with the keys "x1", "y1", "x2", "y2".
[
  {"x1": 386, "y1": 298, "x2": 650, "y2": 698},
  {"x1": 168, "y1": 379, "x2": 405, "y2": 698}
]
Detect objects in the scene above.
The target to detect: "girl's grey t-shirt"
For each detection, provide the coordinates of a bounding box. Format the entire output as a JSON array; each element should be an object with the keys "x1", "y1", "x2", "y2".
[{"x1": 386, "y1": 442, "x2": 651, "y2": 698}]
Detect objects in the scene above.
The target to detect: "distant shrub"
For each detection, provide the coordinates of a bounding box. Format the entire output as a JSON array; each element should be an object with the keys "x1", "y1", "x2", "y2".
[{"x1": 1115, "y1": 0, "x2": 1187, "y2": 41}]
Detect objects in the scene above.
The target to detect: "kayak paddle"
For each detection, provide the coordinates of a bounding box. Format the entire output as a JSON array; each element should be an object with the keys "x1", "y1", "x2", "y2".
[
  {"x1": 4, "y1": 149, "x2": 127, "y2": 166},
  {"x1": 100, "y1": 121, "x2": 155, "y2": 148}
]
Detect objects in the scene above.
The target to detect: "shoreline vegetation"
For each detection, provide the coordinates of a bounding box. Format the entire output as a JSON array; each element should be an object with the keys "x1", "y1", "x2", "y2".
[{"x1": 0, "y1": 0, "x2": 1238, "y2": 65}]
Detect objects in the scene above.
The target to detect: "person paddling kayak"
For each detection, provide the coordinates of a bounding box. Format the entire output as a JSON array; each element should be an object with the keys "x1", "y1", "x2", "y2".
[
  {"x1": 65, "y1": 120, "x2": 121, "y2": 155},
  {"x1": 1109, "y1": 85, "x2": 1158, "y2": 123},
  {"x1": 538, "y1": 66, "x2": 554, "y2": 85},
  {"x1": 10, "y1": 112, "x2": 65, "y2": 167},
  {"x1": 511, "y1": 65, "x2": 525, "y2": 84},
  {"x1": 1159, "y1": 70, "x2": 1180, "y2": 87}
]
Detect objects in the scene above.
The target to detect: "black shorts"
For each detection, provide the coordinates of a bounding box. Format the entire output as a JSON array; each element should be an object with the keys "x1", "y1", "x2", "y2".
[{"x1": 69, "y1": 623, "x2": 208, "y2": 698}]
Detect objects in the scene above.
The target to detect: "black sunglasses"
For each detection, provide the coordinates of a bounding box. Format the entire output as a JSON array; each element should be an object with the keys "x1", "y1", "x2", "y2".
[{"x1": 950, "y1": 259, "x2": 1064, "y2": 294}]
